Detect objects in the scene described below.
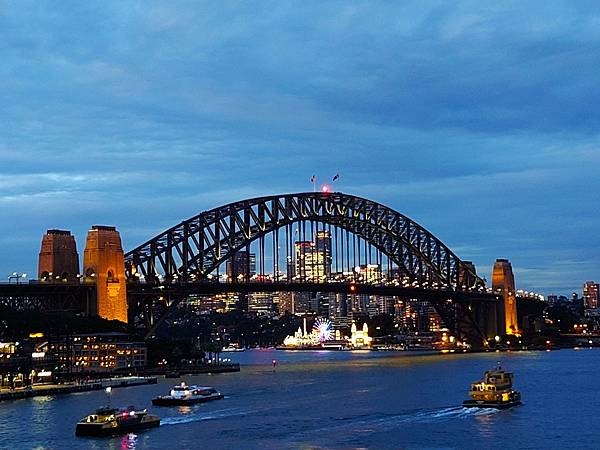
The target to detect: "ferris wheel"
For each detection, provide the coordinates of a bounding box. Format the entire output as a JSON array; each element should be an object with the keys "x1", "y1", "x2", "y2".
[{"x1": 313, "y1": 318, "x2": 333, "y2": 342}]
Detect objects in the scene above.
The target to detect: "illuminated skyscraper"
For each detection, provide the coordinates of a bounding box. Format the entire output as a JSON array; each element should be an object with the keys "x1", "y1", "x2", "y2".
[
  {"x1": 294, "y1": 231, "x2": 332, "y2": 282},
  {"x1": 315, "y1": 231, "x2": 332, "y2": 278},
  {"x1": 583, "y1": 281, "x2": 599, "y2": 309}
]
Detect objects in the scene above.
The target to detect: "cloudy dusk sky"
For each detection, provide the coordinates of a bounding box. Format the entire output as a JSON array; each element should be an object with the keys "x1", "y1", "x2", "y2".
[{"x1": 1, "y1": 1, "x2": 599, "y2": 295}]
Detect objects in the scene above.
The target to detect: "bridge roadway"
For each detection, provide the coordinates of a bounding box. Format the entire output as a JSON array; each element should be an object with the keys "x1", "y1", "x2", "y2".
[
  {"x1": 0, "y1": 281, "x2": 499, "y2": 313},
  {"x1": 0, "y1": 282, "x2": 96, "y2": 313},
  {"x1": 126, "y1": 281, "x2": 500, "y2": 304},
  {"x1": 1, "y1": 281, "x2": 545, "y2": 347}
]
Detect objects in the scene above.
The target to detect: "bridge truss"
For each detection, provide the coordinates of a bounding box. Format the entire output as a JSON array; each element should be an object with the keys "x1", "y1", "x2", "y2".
[{"x1": 124, "y1": 192, "x2": 494, "y2": 345}]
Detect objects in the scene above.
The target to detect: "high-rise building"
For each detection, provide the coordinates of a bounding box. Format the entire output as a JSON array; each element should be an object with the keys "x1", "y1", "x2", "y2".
[
  {"x1": 315, "y1": 231, "x2": 332, "y2": 278},
  {"x1": 356, "y1": 264, "x2": 382, "y2": 283},
  {"x1": 329, "y1": 293, "x2": 348, "y2": 328},
  {"x1": 279, "y1": 292, "x2": 294, "y2": 315},
  {"x1": 226, "y1": 251, "x2": 256, "y2": 281},
  {"x1": 394, "y1": 299, "x2": 442, "y2": 332},
  {"x1": 583, "y1": 282, "x2": 599, "y2": 309},
  {"x1": 295, "y1": 232, "x2": 332, "y2": 282},
  {"x1": 248, "y1": 292, "x2": 277, "y2": 315},
  {"x1": 291, "y1": 292, "x2": 312, "y2": 315},
  {"x1": 309, "y1": 292, "x2": 331, "y2": 317},
  {"x1": 374, "y1": 296, "x2": 395, "y2": 315}
]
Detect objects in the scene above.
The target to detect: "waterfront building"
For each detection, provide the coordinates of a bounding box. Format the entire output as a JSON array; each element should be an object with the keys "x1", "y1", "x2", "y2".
[
  {"x1": 46, "y1": 333, "x2": 147, "y2": 373},
  {"x1": 0, "y1": 341, "x2": 29, "y2": 388},
  {"x1": 350, "y1": 322, "x2": 372, "y2": 348},
  {"x1": 0, "y1": 339, "x2": 55, "y2": 387},
  {"x1": 583, "y1": 282, "x2": 599, "y2": 309}
]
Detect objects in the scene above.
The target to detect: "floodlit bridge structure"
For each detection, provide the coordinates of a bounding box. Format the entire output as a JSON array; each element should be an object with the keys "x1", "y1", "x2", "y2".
[
  {"x1": 123, "y1": 192, "x2": 511, "y2": 346},
  {"x1": 1, "y1": 192, "x2": 542, "y2": 348}
]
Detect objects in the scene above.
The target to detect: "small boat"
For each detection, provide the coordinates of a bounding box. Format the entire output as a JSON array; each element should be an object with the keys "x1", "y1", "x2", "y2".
[
  {"x1": 152, "y1": 382, "x2": 224, "y2": 406},
  {"x1": 75, "y1": 406, "x2": 160, "y2": 437},
  {"x1": 221, "y1": 345, "x2": 245, "y2": 352},
  {"x1": 463, "y1": 364, "x2": 522, "y2": 409}
]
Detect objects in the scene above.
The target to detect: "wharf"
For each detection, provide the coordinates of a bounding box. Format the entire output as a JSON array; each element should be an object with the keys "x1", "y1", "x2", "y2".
[
  {"x1": 135, "y1": 363, "x2": 240, "y2": 377},
  {"x1": 0, "y1": 376, "x2": 157, "y2": 402}
]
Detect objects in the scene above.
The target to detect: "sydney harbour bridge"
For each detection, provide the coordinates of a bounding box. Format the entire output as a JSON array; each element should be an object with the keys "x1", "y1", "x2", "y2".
[{"x1": 0, "y1": 192, "x2": 544, "y2": 348}]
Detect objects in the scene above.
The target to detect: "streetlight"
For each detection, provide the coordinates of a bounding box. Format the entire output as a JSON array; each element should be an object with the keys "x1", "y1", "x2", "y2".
[{"x1": 8, "y1": 272, "x2": 27, "y2": 284}]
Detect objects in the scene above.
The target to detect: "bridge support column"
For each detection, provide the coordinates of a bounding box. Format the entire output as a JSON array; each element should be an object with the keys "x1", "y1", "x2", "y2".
[
  {"x1": 492, "y1": 259, "x2": 519, "y2": 335},
  {"x1": 83, "y1": 225, "x2": 128, "y2": 323}
]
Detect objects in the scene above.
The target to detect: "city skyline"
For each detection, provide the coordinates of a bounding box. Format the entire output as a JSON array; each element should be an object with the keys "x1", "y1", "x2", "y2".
[{"x1": 2, "y1": 2, "x2": 600, "y2": 295}]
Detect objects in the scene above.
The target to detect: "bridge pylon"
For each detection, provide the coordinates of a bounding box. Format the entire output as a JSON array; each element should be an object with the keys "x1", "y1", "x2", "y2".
[
  {"x1": 492, "y1": 258, "x2": 519, "y2": 335},
  {"x1": 38, "y1": 229, "x2": 79, "y2": 283},
  {"x1": 83, "y1": 225, "x2": 128, "y2": 323}
]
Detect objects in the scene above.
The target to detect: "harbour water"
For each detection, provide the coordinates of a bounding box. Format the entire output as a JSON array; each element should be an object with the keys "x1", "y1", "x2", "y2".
[{"x1": 1, "y1": 348, "x2": 597, "y2": 449}]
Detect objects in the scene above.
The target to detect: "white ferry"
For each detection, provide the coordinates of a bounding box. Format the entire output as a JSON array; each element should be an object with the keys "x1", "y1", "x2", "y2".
[{"x1": 152, "y1": 382, "x2": 224, "y2": 406}]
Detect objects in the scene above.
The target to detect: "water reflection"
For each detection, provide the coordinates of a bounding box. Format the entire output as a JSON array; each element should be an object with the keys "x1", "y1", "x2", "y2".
[
  {"x1": 121, "y1": 433, "x2": 138, "y2": 450},
  {"x1": 474, "y1": 409, "x2": 499, "y2": 438},
  {"x1": 178, "y1": 405, "x2": 192, "y2": 415}
]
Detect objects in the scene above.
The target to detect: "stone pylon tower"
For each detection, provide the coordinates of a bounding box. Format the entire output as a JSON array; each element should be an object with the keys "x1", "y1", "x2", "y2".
[
  {"x1": 83, "y1": 226, "x2": 128, "y2": 323},
  {"x1": 38, "y1": 229, "x2": 79, "y2": 282},
  {"x1": 492, "y1": 259, "x2": 519, "y2": 335}
]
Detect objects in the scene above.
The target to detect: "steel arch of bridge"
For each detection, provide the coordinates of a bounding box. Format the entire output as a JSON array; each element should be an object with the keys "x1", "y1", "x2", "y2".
[{"x1": 124, "y1": 192, "x2": 485, "y2": 290}]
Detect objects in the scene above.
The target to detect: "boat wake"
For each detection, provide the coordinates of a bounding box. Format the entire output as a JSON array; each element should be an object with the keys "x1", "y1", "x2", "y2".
[
  {"x1": 161, "y1": 407, "x2": 250, "y2": 426},
  {"x1": 289, "y1": 406, "x2": 501, "y2": 439},
  {"x1": 394, "y1": 406, "x2": 500, "y2": 423},
  {"x1": 348, "y1": 406, "x2": 500, "y2": 428}
]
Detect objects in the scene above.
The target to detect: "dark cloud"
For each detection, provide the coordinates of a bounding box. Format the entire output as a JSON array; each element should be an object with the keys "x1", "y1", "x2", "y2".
[{"x1": 1, "y1": 1, "x2": 599, "y2": 295}]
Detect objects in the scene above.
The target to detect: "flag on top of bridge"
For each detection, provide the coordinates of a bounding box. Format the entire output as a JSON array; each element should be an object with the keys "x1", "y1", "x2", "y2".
[{"x1": 332, "y1": 173, "x2": 340, "y2": 182}]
